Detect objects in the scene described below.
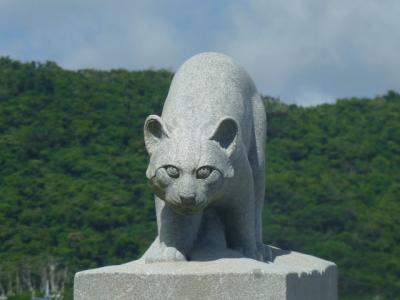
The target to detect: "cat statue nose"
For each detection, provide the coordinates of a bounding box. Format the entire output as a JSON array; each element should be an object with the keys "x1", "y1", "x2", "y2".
[{"x1": 180, "y1": 194, "x2": 196, "y2": 205}]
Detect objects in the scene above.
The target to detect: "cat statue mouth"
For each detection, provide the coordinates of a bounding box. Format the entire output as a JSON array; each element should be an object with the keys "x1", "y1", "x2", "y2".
[{"x1": 167, "y1": 200, "x2": 208, "y2": 215}]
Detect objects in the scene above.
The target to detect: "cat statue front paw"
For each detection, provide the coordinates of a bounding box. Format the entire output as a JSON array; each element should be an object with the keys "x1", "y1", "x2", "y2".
[{"x1": 143, "y1": 239, "x2": 187, "y2": 263}]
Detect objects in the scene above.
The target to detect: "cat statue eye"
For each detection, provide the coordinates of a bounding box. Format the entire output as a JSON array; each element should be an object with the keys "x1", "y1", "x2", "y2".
[
  {"x1": 196, "y1": 166, "x2": 212, "y2": 179},
  {"x1": 165, "y1": 165, "x2": 179, "y2": 178}
]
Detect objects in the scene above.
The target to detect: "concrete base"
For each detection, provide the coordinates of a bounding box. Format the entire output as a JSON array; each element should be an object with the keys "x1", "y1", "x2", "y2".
[{"x1": 74, "y1": 245, "x2": 337, "y2": 300}]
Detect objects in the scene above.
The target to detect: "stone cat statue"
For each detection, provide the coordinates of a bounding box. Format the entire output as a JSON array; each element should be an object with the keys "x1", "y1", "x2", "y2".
[{"x1": 142, "y1": 52, "x2": 266, "y2": 263}]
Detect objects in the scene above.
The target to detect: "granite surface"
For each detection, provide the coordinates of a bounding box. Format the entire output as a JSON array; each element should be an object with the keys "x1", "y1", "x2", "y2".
[
  {"x1": 143, "y1": 52, "x2": 267, "y2": 263},
  {"x1": 74, "y1": 245, "x2": 337, "y2": 300}
]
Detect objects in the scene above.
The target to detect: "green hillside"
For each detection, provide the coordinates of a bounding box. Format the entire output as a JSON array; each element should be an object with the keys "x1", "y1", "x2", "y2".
[{"x1": 0, "y1": 57, "x2": 399, "y2": 299}]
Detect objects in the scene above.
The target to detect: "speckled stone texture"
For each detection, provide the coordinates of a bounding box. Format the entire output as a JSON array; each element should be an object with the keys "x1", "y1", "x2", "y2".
[
  {"x1": 74, "y1": 53, "x2": 338, "y2": 299},
  {"x1": 74, "y1": 245, "x2": 337, "y2": 300},
  {"x1": 142, "y1": 52, "x2": 268, "y2": 263}
]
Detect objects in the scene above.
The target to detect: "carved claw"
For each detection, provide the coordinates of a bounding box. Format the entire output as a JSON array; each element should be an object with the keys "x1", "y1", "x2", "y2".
[
  {"x1": 144, "y1": 242, "x2": 187, "y2": 263},
  {"x1": 233, "y1": 245, "x2": 262, "y2": 261},
  {"x1": 257, "y1": 243, "x2": 271, "y2": 262}
]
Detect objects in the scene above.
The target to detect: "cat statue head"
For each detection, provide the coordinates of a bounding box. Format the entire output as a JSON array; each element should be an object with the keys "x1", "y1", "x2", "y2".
[{"x1": 144, "y1": 114, "x2": 238, "y2": 214}]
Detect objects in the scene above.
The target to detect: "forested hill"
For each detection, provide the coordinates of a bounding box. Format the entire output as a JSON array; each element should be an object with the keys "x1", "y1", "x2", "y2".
[{"x1": 0, "y1": 57, "x2": 399, "y2": 299}]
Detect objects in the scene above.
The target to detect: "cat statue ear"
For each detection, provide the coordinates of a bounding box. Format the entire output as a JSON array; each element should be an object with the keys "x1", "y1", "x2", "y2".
[
  {"x1": 209, "y1": 117, "x2": 238, "y2": 157},
  {"x1": 144, "y1": 115, "x2": 170, "y2": 155}
]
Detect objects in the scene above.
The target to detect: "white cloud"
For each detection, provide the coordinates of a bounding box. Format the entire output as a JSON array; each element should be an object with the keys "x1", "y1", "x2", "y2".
[
  {"x1": 0, "y1": 0, "x2": 184, "y2": 70},
  {"x1": 216, "y1": 0, "x2": 400, "y2": 105},
  {"x1": 0, "y1": 0, "x2": 399, "y2": 105}
]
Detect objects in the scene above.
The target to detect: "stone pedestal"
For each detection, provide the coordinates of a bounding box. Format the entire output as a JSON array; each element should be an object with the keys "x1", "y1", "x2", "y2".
[{"x1": 74, "y1": 245, "x2": 337, "y2": 300}]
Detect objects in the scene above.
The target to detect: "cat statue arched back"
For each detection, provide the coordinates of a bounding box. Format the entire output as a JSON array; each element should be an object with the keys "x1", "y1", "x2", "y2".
[{"x1": 143, "y1": 52, "x2": 266, "y2": 262}]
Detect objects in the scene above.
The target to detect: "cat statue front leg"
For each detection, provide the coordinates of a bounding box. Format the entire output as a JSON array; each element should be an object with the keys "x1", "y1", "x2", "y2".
[{"x1": 143, "y1": 196, "x2": 202, "y2": 263}]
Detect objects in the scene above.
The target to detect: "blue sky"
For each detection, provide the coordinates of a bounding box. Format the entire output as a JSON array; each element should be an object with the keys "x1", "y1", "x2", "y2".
[{"x1": 1, "y1": 0, "x2": 399, "y2": 106}]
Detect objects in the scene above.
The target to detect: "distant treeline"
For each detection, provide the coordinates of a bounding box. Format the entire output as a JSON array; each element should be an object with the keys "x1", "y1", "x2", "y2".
[{"x1": 0, "y1": 57, "x2": 399, "y2": 299}]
